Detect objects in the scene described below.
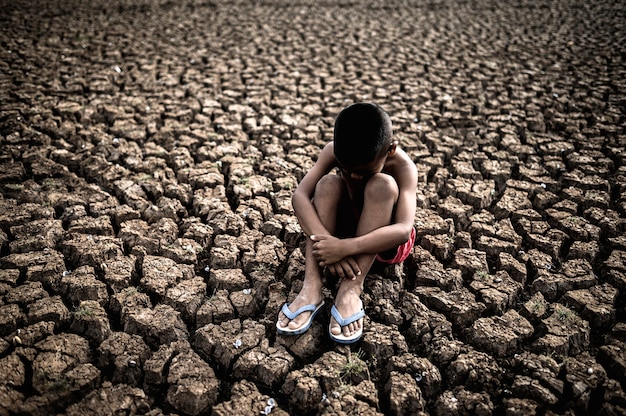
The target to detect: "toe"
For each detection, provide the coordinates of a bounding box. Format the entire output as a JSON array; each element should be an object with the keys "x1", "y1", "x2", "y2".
[
  {"x1": 343, "y1": 321, "x2": 356, "y2": 337},
  {"x1": 277, "y1": 312, "x2": 289, "y2": 328},
  {"x1": 346, "y1": 320, "x2": 361, "y2": 336},
  {"x1": 288, "y1": 312, "x2": 307, "y2": 330}
]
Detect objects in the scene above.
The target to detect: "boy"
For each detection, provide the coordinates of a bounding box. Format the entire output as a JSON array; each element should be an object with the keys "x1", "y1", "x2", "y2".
[{"x1": 276, "y1": 102, "x2": 418, "y2": 343}]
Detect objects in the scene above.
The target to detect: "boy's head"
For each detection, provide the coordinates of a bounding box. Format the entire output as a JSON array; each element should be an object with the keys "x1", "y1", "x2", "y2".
[{"x1": 333, "y1": 102, "x2": 393, "y2": 168}]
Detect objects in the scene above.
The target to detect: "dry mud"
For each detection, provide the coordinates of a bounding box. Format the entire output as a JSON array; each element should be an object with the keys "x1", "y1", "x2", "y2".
[{"x1": 1, "y1": 0, "x2": 625, "y2": 415}]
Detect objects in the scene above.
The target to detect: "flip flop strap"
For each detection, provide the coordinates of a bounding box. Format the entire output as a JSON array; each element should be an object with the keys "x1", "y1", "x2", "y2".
[
  {"x1": 281, "y1": 303, "x2": 317, "y2": 320},
  {"x1": 331, "y1": 305, "x2": 365, "y2": 327}
]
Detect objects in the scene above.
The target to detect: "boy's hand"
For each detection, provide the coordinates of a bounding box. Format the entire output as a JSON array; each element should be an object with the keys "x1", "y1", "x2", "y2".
[
  {"x1": 327, "y1": 257, "x2": 361, "y2": 280},
  {"x1": 310, "y1": 235, "x2": 347, "y2": 265},
  {"x1": 310, "y1": 235, "x2": 361, "y2": 279}
]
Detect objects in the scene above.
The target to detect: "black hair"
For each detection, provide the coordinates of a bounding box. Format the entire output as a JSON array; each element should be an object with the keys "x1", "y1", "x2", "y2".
[{"x1": 333, "y1": 102, "x2": 392, "y2": 167}]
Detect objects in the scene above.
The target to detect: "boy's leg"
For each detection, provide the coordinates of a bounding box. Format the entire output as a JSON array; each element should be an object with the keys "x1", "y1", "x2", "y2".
[
  {"x1": 330, "y1": 173, "x2": 398, "y2": 338},
  {"x1": 278, "y1": 174, "x2": 346, "y2": 331}
]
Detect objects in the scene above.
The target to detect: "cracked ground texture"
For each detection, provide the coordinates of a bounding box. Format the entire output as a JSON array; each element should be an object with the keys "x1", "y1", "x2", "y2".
[{"x1": 0, "y1": 0, "x2": 625, "y2": 415}]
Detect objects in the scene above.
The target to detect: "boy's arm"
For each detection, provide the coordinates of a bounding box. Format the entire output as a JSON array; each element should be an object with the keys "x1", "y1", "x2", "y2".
[
  {"x1": 311, "y1": 156, "x2": 417, "y2": 264},
  {"x1": 291, "y1": 142, "x2": 336, "y2": 237},
  {"x1": 350, "y1": 179, "x2": 417, "y2": 254},
  {"x1": 341, "y1": 155, "x2": 418, "y2": 257}
]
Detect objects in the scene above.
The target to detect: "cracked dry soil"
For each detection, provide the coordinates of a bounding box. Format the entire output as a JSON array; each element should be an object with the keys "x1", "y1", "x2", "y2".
[{"x1": 1, "y1": 0, "x2": 625, "y2": 415}]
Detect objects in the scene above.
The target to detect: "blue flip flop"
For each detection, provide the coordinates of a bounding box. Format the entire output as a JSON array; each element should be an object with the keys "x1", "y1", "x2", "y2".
[
  {"x1": 329, "y1": 305, "x2": 365, "y2": 344},
  {"x1": 276, "y1": 301, "x2": 325, "y2": 335}
]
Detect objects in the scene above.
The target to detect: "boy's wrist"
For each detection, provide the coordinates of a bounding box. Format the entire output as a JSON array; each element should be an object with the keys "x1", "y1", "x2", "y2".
[{"x1": 342, "y1": 236, "x2": 358, "y2": 257}]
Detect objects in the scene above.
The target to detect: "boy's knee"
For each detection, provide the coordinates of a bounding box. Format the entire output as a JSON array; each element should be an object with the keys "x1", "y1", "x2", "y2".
[
  {"x1": 365, "y1": 174, "x2": 399, "y2": 201},
  {"x1": 315, "y1": 174, "x2": 344, "y2": 197}
]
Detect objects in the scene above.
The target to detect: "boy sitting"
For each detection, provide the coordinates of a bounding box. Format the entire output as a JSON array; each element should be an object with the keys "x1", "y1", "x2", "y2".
[{"x1": 276, "y1": 102, "x2": 418, "y2": 343}]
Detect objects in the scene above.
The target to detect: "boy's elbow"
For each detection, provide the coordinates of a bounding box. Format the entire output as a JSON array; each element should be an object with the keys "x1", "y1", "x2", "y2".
[
  {"x1": 291, "y1": 190, "x2": 306, "y2": 212},
  {"x1": 291, "y1": 190, "x2": 302, "y2": 206},
  {"x1": 400, "y1": 224, "x2": 414, "y2": 243}
]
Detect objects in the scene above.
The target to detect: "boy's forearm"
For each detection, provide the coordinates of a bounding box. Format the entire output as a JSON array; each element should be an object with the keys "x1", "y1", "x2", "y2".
[
  {"x1": 292, "y1": 193, "x2": 329, "y2": 237},
  {"x1": 347, "y1": 223, "x2": 412, "y2": 256}
]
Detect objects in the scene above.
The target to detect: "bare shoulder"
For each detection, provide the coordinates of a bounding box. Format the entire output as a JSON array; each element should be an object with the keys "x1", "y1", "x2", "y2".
[
  {"x1": 393, "y1": 147, "x2": 415, "y2": 166},
  {"x1": 318, "y1": 141, "x2": 337, "y2": 165},
  {"x1": 306, "y1": 141, "x2": 337, "y2": 175},
  {"x1": 386, "y1": 147, "x2": 417, "y2": 181}
]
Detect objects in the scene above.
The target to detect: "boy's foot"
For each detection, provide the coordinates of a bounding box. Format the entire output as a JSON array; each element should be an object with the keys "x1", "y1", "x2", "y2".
[
  {"x1": 276, "y1": 301, "x2": 325, "y2": 335},
  {"x1": 329, "y1": 289, "x2": 364, "y2": 343},
  {"x1": 276, "y1": 291, "x2": 324, "y2": 334}
]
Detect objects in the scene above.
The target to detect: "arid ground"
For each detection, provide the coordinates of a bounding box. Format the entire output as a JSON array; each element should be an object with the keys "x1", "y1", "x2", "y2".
[{"x1": 1, "y1": 0, "x2": 625, "y2": 415}]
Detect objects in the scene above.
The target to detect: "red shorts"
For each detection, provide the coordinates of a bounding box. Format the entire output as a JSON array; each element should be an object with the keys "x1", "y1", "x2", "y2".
[{"x1": 375, "y1": 227, "x2": 416, "y2": 264}]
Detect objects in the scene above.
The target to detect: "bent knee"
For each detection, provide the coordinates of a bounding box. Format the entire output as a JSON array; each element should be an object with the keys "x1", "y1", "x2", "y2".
[
  {"x1": 315, "y1": 174, "x2": 344, "y2": 198},
  {"x1": 365, "y1": 173, "x2": 399, "y2": 201}
]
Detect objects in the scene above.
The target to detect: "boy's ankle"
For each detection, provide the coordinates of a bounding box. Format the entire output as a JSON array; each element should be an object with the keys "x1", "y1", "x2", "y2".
[{"x1": 337, "y1": 284, "x2": 362, "y2": 297}]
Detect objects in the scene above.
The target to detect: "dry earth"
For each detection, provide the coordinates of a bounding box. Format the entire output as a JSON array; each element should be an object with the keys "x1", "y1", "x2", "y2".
[{"x1": 1, "y1": 0, "x2": 625, "y2": 415}]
